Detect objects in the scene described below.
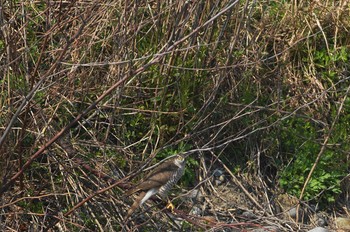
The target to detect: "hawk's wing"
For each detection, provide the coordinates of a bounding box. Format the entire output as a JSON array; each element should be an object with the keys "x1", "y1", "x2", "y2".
[{"x1": 125, "y1": 158, "x2": 179, "y2": 195}]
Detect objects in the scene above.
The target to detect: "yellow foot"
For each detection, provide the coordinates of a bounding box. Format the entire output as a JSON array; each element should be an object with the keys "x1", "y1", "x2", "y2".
[{"x1": 166, "y1": 201, "x2": 175, "y2": 212}]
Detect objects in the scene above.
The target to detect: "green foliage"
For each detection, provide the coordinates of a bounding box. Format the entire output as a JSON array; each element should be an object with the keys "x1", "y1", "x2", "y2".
[
  {"x1": 17, "y1": 199, "x2": 44, "y2": 214},
  {"x1": 276, "y1": 42, "x2": 350, "y2": 207},
  {"x1": 313, "y1": 46, "x2": 350, "y2": 86},
  {"x1": 279, "y1": 118, "x2": 346, "y2": 206},
  {"x1": 183, "y1": 156, "x2": 199, "y2": 187},
  {"x1": 79, "y1": 211, "x2": 97, "y2": 230},
  {"x1": 181, "y1": 220, "x2": 203, "y2": 231},
  {"x1": 124, "y1": 112, "x2": 146, "y2": 141}
]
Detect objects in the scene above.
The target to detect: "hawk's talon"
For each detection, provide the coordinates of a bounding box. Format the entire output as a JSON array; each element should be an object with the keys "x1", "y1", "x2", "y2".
[{"x1": 166, "y1": 201, "x2": 175, "y2": 212}]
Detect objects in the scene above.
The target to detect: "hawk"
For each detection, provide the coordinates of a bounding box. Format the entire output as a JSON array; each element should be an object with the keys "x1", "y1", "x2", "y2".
[{"x1": 125, "y1": 154, "x2": 186, "y2": 219}]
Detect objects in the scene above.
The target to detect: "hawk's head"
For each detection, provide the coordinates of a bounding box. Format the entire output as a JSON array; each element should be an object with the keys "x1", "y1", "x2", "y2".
[{"x1": 174, "y1": 154, "x2": 185, "y2": 167}]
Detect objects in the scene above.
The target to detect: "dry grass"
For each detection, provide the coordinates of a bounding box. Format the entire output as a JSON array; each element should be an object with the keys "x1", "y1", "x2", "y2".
[{"x1": 1, "y1": 0, "x2": 350, "y2": 231}]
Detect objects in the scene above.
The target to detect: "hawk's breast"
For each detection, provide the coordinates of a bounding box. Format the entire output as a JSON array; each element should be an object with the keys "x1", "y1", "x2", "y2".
[{"x1": 158, "y1": 164, "x2": 185, "y2": 198}]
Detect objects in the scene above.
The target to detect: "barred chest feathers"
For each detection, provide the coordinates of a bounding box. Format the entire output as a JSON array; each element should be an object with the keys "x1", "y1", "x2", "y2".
[{"x1": 158, "y1": 162, "x2": 185, "y2": 198}]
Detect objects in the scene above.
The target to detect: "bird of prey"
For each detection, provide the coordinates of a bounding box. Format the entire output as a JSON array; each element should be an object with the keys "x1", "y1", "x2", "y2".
[{"x1": 125, "y1": 154, "x2": 186, "y2": 219}]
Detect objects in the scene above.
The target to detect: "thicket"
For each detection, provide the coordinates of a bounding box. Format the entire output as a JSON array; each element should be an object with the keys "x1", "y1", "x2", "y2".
[{"x1": 0, "y1": 0, "x2": 349, "y2": 231}]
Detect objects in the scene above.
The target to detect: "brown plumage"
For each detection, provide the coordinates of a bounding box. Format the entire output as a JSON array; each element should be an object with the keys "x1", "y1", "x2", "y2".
[{"x1": 125, "y1": 155, "x2": 186, "y2": 220}]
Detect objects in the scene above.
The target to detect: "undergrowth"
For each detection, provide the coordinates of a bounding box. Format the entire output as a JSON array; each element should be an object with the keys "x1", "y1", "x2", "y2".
[{"x1": 0, "y1": 0, "x2": 349, "y2": 231}]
